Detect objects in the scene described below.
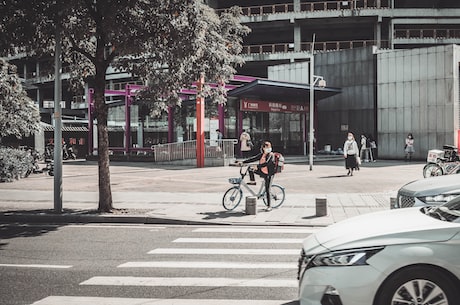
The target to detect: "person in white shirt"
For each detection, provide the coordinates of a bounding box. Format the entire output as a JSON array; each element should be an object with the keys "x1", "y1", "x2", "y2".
[{"x1": 343, "y1": 132, "x2": 359, "y2": 176}]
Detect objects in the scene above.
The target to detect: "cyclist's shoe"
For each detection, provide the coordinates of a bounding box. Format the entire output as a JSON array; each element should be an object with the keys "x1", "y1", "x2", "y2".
[
  {"x1": 265, "y1": 207, "x2": 272, "y2": 211},
  {"x1": 247, "y1": 181, "x2": 256, "y2": 185}
]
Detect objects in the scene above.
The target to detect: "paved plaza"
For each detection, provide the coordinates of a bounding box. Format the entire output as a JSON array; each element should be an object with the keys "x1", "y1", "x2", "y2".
[{"x1": 0, "y1": 158, "x2": 425, "y2": 226}]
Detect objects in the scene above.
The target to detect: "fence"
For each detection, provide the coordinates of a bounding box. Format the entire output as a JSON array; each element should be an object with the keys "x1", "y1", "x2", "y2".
[
  {"x1": 153, "y1": 139, "x2": 238, "y2": 166},
  {"x1": 216, "y1": 0, "x2": 391, "y2": 16}
]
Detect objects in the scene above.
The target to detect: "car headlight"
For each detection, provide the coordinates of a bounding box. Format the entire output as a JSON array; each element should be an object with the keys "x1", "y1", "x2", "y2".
[
  {"x1": 311, "y1": 246, "x2": 384, "y2": 267},
  {"x1": 420, "y1": 194, "x2": 460, "y2": 204}
]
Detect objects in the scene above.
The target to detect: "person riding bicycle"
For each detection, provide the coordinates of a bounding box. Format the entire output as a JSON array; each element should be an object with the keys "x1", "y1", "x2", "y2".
[{"x1": 239, "y1": 141, "x2": 276, "y2": 211}]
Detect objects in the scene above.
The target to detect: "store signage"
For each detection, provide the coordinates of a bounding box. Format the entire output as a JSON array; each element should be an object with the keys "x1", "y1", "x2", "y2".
[{"x1": 241, "y1": 99, "x2": 307, "y2": 113}]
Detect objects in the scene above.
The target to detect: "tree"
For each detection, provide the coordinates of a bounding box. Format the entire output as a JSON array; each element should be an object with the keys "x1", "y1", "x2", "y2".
[
  {"x1": 0, "y1": 58, "x2": 40, "y2": 139},
  {"x1": 0, "y1": 0, "x2": 249, "y2": 212}
]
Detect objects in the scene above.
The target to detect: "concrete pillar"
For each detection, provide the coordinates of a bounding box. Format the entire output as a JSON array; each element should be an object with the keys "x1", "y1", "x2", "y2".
[
  {"x1": 375, "y1": 16, "x2": 382, "y2": 48},
  {"x1": 293, "y1": 0, "x2": 300, "y2": 12},
  {"x1": 294, "y1": 24, "x2": 301, "y2": 52},
  {"x1": 389, "y1": 19, "x2": 394, "y2": 49},
  {"x1": 245, "y1": 196, "x2": 257, "y2": 215}
]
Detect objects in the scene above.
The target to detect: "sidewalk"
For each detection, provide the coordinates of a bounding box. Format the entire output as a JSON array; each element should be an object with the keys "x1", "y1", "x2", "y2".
[{"x1": 0, "y1": 158, "x2": 424, "y2": 226}]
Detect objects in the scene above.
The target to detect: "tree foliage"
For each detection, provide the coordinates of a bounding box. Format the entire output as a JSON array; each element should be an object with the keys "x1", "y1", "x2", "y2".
[
  {"x1": 0, "y1": 58, "x2": 40, "y2": 138},
  {"x1": 0, "y1": 0, "x2": 249, "y2": 211}
]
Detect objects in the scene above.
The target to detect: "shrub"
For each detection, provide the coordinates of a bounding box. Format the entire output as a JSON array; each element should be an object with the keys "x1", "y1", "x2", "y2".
[{"x1": 0, "y1": 147, "x2": 33, "y2": 182}]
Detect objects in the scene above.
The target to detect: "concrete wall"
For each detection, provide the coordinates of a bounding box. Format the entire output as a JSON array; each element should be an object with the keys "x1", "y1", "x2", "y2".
[
  {"x1": 268, "y1": 61, "x2": 310, "y2": 83},
  {"x1": 315, "y1": 47, "x2": 377, "y2": 152},
  {"x1": 377, "y1": 45, "x2": 460, "y2": 160}
]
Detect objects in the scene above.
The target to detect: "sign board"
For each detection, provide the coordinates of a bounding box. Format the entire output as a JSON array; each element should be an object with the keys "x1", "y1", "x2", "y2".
[{"x1": 241, "y1": 99, "x2": 307, "y2": 113}]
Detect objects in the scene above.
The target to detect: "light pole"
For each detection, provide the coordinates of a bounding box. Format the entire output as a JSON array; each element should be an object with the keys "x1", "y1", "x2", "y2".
[
  {"x1": 53, "y1": 25, "x2": 63, "y2": 213},
  {"x1": 308, "y1": 52, "x2": 326, "y2": 171}
]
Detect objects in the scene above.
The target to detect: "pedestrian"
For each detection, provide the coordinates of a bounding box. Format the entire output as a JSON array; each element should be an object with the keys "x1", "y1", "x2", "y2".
[
  {"x1": 240, "y1": 141, "x2": 276, "y2": 211},
  {"x1": 215, "y1": 129, "x2": 223, "y2": 152},
  {"x1": 360, "y1": 134, "x2": 369, "y2": 162},
  {"x1": 239, "y1": 129, "x2": 253, "y2": 158},
  {"x1": 369, "y1": 135, "x2": 377, "y2": 162},
  {"x1": 343, "y1": 132, "x2": 359, "y2": 176},
  {"x1": 405, "y1": 133, "x2": 415, "y2": 161}
]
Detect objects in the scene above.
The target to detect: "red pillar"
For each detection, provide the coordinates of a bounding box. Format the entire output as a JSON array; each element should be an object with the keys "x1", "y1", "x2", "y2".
[
  {"x1": 87, "y1": 89, "x2": 94, "y2": 156},
  {"x1": 196, "y1": 76, "x2": 205, "y2": 168},
  {"x1": 125, "y1": 88, "x2": 131, "y2": 155}
]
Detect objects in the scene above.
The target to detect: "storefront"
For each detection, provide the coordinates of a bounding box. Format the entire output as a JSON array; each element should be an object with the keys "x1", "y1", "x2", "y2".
[
  {"x1": 87, "y1": 78, "x2": 340, "y2": 157},
  {"x1": 228, "y1": 79, "x2": 341, "y2": 155}
]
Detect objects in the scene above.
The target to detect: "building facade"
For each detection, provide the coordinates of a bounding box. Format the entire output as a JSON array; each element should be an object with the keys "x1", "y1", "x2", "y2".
[{"x1": 8, "y1": 0, "x2": 460, "y2": 159}]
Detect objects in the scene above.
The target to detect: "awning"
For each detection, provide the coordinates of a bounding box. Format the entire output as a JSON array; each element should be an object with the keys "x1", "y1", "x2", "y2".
[
  {"x1": 228, "y1": 79, "x2": 341, "y2": 102},
  {"x1": 40, "y1": 122, "x2": 88, "y2": 132}
]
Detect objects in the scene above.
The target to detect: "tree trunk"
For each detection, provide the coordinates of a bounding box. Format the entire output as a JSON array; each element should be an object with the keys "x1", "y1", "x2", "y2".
[{"x1": 94, "y1": 62, "x2": 113, "y2": 212}]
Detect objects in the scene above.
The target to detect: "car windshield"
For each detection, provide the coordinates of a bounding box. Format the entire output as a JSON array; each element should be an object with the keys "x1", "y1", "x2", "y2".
[{"x1": 424, "y1": 196, "x2": 460, "y2": 223}]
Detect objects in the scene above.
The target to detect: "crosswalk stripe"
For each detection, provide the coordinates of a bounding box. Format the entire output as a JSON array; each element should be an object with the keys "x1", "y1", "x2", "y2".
[
  {"x1": 148, "y1": 248, "x2": 299, "y2": 255},
  {"x1": 173, "y1": 238, "x2": 303, "y2": 244},
  {"x1": 80, "y1": 276, "x2": 297, "y2": 288},
  {"x1": 31, "y1": 296, "x2": 294, "y2": 305},
  {"x1": 118, "y1": 261, "x2": 296, "y2": 269},
  {"x1": 193, "y1": 227, "x2": 317, "y2": 234},
  {"x1": 0, "y1": 263, "x2": 72, "y2": 269}
]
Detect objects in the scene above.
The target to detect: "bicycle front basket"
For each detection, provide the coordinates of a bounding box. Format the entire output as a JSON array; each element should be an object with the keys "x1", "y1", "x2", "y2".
[{"x1": 228, "y1": 178, "x2": 242, "y2": 184}]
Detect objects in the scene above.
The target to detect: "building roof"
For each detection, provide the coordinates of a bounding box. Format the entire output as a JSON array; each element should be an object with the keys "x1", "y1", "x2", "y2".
[{"x1": 228, "y1": 79, "x2": 341, "y2": 103}]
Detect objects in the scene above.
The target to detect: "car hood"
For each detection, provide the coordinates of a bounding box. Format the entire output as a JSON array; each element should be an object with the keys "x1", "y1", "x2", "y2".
[
  {"x1": 399, "y1": 174, "x2": 460, "y2": 196},
  {"x1": 303, "y1": 208, "x2": 460, "y2": 253}
]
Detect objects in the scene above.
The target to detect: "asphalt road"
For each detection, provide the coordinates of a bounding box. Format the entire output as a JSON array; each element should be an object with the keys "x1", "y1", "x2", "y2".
[{"x1": 0, "y1": 223, "x2": 316, "y2": 305}]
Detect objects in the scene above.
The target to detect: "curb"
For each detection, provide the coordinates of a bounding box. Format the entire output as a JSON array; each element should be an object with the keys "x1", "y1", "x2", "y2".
[{"x1": 0, "y1": 212, "x2": 328, "y2": 227}]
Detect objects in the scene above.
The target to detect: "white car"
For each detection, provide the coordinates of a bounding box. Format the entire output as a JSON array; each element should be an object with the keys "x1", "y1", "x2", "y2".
[
  {"x1": 396, "y1": 174, "x2": 460, "y2": 208},
  {"x1": 298, "y1": 198, "x2": 460, "y2": 305}
]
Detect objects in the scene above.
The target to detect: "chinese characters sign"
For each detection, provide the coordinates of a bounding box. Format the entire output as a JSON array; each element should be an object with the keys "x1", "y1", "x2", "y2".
[{"x1": 241, "y1": 99, "x2": 307, "y2": 113}]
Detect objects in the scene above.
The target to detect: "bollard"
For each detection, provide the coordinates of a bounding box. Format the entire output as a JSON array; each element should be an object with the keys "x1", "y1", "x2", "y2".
[
  {"x1": 390, "y1": 197, "x2": 398, "y2": 209},
  {"x1": 245, "y1": 196, "x2": 257, "y2": 215},
  {"x1": 316, "y1": 197, "x2": 327, "y2": 217}
]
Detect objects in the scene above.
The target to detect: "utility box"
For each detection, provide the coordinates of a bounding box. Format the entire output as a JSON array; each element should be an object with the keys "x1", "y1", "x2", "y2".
[{"x1": 245, "y1": 196, "x2": 257, "y2": 215}]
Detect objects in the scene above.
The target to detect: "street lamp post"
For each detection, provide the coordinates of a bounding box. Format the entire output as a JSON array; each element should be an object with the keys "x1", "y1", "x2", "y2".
[
  {"x1": 53, "y1": 26, "x2": 63, "y2": 213},
  {"x1": 308, "y1": 50, "x2": 326, "y2": 171}
]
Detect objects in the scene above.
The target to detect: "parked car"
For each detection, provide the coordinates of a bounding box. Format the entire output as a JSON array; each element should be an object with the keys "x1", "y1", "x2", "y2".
[
  {"x1": 396, "y1": 174, "x2": 460, "y2": 208},
  {"x1": 298, "y1": 198, "x2": 460, "y2": 305}
]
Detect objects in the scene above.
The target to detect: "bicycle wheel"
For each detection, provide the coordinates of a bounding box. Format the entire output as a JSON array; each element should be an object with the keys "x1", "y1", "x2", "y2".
[
  {"x1": 262, "y1": 184, "x2": 285, "y2": 208},
  {"x1": 222, "y1": 186, "x2": 243, "y2": 211},
  {"x1": 423, "y1": 163, "x2": 443, "y2": 178}
]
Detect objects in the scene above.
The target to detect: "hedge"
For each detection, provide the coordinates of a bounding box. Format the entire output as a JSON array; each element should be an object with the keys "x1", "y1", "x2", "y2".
[{"x1": 0, "y1": 147, "x2": 33, "y2": 182}]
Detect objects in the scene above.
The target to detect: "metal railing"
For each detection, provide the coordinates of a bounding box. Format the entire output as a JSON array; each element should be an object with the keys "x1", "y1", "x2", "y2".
[
  {"x1": 242, "y1": 39, "x2": 389, "y2": 55},
  {"x1": 217, "y1": 0, "x2": 391, "y2": 16},
  {"x1": 394, "y1": 29, "x2": 460, "y2": 40},
  {"x1": 153, "y1": 139, "x2": 238, "y2": 163}
]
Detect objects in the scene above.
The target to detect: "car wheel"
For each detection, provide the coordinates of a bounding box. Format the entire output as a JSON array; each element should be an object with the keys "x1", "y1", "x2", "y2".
[{"x1": 376, "y1": 266, "x2": 459, "y2": 305}]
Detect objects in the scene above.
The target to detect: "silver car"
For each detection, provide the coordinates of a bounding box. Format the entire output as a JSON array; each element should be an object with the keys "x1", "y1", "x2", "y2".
[
  {"x1": 396, "y1": 174, "x2": 460, "y2": 208},
  {"x1": 298, "y1": 198, "x2": 460, "y2": 305}
]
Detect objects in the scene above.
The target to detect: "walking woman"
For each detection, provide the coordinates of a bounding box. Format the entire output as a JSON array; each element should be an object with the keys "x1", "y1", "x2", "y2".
[{"x1": 343, "y1": 132, "x2": 359, "y2": 176}]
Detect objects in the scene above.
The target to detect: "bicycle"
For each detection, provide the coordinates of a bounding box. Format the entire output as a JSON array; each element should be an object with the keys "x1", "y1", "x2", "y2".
[{"x1": 222, "y1": 163, "x2": 286, "y2": 211}]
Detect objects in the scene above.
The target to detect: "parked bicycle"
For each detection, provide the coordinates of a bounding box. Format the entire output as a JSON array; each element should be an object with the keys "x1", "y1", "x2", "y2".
[
  {"x1": 423, "y1": 145, "x2": 460, "y2": 178},
  {"x1": 222, "y1": 164, "x2": 285, "y2": 211}
]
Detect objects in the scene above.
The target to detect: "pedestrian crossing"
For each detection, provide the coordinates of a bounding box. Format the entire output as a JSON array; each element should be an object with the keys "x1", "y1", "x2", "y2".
[{"x1": 30, "y1": 226, "x2": 316, "y2": 305}]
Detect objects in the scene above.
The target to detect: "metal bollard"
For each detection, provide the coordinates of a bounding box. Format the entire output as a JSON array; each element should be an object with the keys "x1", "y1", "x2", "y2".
[
  {"x1": 316, "y1": 197, "x2": 327, "y2": 217},
  {"x1": 390, "y1": 197, "x2": 398, "y2": 209},
  {"x1": 245, "y1": 196, "x2": 257, "y2": 215}
]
